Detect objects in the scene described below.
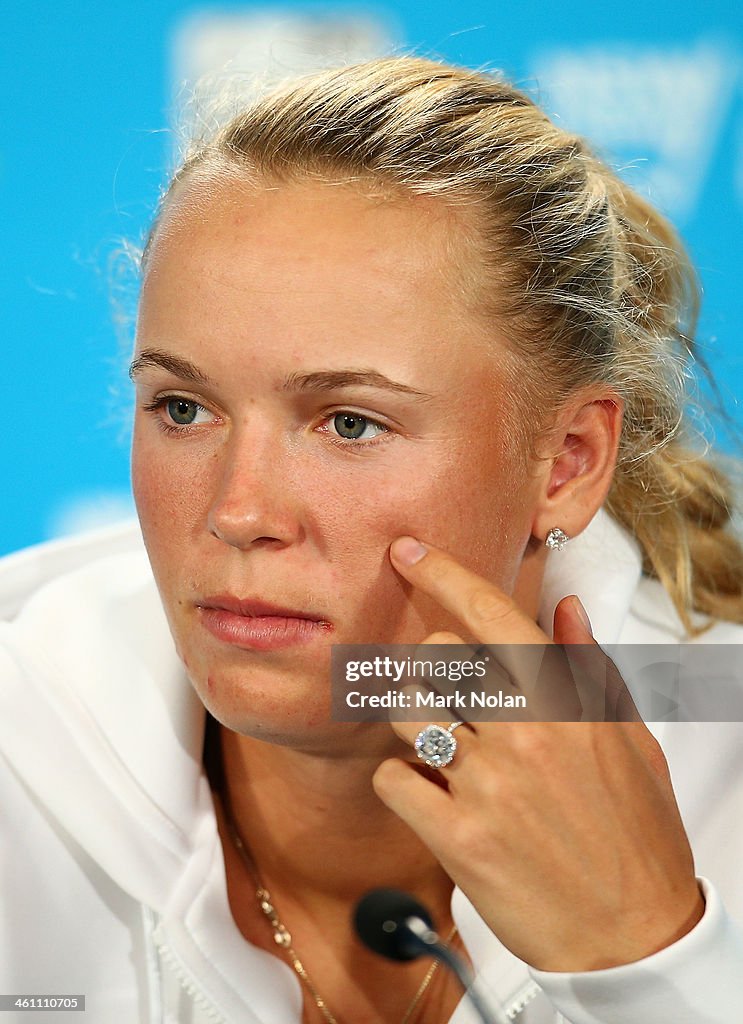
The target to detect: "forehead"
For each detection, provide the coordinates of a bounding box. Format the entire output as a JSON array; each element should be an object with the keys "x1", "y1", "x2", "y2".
[
  {"x1": 142, "y1": 172, "x2": 486, "y2": 319},
  {"x1": 135, "y1": 172, "x2": 520, "y2": 409},
  {"x1": 136, "y1": 173, "x2": 529, "y2": 469}
]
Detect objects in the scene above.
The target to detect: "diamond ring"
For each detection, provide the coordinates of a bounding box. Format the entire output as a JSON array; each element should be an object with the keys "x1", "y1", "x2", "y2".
[{"x1": 414, "y1": 721, "x2": 465, "y2": 769}]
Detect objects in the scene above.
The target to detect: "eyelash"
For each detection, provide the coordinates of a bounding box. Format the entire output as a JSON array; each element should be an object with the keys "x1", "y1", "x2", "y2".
[
  {"x1": 141, "y1": 396, "x2": 214, "y2": 438},
  {"x1": 316, "y1": 411, "x2": 391, "y2": 451},
  {"x1": 141, "y1": 396, "x2": 394, "y2": 450}
]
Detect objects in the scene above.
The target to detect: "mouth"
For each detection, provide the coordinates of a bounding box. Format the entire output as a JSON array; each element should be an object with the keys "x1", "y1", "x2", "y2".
[{"x1": 196, "y1": 594, "x2": 333, "y2": 651}]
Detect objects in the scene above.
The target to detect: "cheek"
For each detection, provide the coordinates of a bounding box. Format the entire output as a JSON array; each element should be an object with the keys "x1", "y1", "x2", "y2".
[
  {"x1": 329, "y1": 445, "x2": 527, "y2": 561},
  {"x1": 305, "y1": 443, "x2": 532, "y2": 640},
  {"x1": 130, "y1": 422, "x2": 213, "y2": 605},
  {"x1": 132, "y1": 417, "x2": 533, "y2": 643},
  {"x1": 131, "y1": 421, "x2": 211, "y2": 532}
]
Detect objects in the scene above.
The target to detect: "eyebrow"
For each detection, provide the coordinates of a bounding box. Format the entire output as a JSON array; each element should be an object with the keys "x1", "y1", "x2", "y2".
[
  {"x1": 282, "y1": 369, "x2": 432, "y2": 400},
  {"x1": 129, "y1": 349, "x2": 214, "y2": 387},
  {"x1": 129, "y1": 349, "x2": 432, "y2": 400}
]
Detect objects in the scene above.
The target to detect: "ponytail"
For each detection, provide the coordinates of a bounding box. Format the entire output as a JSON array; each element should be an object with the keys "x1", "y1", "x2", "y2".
[{"x1": 602, "y1": 181, "x2": 743, "y2": 635}]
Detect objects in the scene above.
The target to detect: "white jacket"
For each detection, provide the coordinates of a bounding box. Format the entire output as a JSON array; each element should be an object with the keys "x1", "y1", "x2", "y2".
[{"x1": 1, "y1": 508, "x2": 742, "y2": 1024}]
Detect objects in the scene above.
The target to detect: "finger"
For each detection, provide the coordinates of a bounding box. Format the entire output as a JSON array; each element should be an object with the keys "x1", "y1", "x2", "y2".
[
  {"x1": 390, "y1": 536, "x2": 553, "y2": 711},
  {"x1": 552, "y1": 595, "x2": 595, "y2": 646},
  {"x1": 390, "y1": 537, "x2": 548, "y2": 646},
  {"x1": 373, "y1": 757, "x2": 456, "y2": 837},
  {"x1": 391, "y1": 709, "x2": 476, "y2": 774},
  {"x1": 553, "y1": 596, "x2": 644, "y2": 722},
  {"x1": 412, "y1": 635, "x2": 512, "y2": 716},
  {"x1": 389, "y1": 538, "x2": 634, "y2": 725},
  {"x1": 409, "y1": 632, "x2": 485, "y2": 729},
  {"x1": 389, "y1": 685, "x2": 458, "y2": 735},
  {"x1": 409, "y1": 627, "x2": 541, "y2": 725},
  {"x1": 418, "y1": 631, "x2": 464, "y2": 645}
]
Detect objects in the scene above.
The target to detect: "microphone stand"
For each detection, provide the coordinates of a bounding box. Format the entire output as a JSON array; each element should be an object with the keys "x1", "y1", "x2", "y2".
[{"x1": 403, "y1": 914, "x2": 510, "y2": 1024}]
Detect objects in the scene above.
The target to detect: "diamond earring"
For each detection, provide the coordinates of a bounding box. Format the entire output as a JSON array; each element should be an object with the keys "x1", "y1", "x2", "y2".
[{"x1": 545, "y1": 527, "x2": 570, "y2": 551}]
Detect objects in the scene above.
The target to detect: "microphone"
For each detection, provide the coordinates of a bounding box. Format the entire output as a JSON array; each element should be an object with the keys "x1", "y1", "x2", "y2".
[
  {"x1": 353, "y1": 888, "x2": 507, "y2": 1024},
  {"x1": 354, "y1": 888, "x2": 439, "y2": 960}
]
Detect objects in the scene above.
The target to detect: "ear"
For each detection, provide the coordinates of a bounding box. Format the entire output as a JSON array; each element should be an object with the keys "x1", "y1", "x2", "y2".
[{"x1": 530, "y1": 389, "x2": 624, "y2": 542}]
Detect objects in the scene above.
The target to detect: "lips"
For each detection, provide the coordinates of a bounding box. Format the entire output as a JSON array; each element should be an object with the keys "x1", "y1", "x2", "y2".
[
  {"x1": 199, "y1": 594, "x2": 329, "y2": 622},
  {"x1": 196, "y1": 594, "x2": 332, "y2": 651}
]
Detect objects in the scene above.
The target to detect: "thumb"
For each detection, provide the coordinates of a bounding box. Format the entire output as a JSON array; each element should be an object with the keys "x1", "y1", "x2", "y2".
[{"x1": 553, "y1": 595, "x2": 594, "y2": 645}]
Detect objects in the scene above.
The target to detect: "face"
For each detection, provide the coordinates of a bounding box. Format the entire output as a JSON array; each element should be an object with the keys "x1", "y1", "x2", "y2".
[{"x1": 131, "y1": 175, "x2": 543, "y2": 749}]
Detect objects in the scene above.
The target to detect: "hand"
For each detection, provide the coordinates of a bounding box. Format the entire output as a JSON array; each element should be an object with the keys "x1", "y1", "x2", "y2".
[{"x1": 372, "y1": 536, "x2": 705, "y2": 973}]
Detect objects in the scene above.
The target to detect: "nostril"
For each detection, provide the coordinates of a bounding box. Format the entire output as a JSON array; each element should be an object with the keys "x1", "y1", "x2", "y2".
[{"x1": 207, "y1": 501, "x2": 302, "y2": 551}]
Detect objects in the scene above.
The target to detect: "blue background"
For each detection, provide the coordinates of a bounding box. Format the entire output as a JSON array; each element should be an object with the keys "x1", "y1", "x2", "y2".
[{"x1": 3, "y1": 1, "x2": 742, "y2": 556}]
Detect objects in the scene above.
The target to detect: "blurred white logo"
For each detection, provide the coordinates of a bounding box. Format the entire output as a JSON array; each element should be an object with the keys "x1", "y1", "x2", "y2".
[
  {"x1": 169, "y1": 9, "x2": 396, "y2": 154},
  {"x1": 533, "y1": 41, "x2": 739, "y2": 221}
]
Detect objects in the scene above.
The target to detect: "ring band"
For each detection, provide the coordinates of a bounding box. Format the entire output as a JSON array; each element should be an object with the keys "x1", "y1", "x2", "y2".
[{"x1": 414, "y1": 721, "x2": 465, "y2": 769}]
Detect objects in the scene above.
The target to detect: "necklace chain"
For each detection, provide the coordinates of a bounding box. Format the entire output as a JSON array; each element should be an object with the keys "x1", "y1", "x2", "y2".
[{"x1": 219, "y1": 791, "x2": 457, "y2": 1024}]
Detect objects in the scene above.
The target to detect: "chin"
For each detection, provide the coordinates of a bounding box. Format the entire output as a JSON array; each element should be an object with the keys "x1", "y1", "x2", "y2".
[
  {"x1": 187, "y1": 653, "x2": 330, "y2": 725},
  {"x1": 201, "y1": 688, "x2": 384, "y2": 757}
]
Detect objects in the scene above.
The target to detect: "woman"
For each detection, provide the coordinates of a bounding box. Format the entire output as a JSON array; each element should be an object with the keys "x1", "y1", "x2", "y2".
[{"x1": 1, "y1": 55, "x2": 742, "y2": 1023}]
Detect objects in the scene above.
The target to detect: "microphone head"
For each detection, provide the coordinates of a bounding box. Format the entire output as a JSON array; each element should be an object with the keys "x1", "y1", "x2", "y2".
[{"x1": 353, "y1": 888, "x2": 435, "y2": 961}]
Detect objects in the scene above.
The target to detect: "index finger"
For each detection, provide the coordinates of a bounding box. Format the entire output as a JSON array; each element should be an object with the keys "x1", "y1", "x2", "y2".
[
  {"x1": 389, "y1": 536, "x2": 638, "y2": 724},
  {"x1": 389, "y1": 535, "x2": 549, "y2": 647}
]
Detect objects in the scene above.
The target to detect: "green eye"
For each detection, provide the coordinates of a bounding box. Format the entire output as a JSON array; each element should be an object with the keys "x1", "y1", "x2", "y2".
[
  {"x1": 167, "y1": 398, "x2": 200, "y2": 425},
  {"x1": 330, "y1": 412, "x2": 388, "y2": 443},
  {"x1": 334, "y1": 413, "x2": 369, "y2": 439}
]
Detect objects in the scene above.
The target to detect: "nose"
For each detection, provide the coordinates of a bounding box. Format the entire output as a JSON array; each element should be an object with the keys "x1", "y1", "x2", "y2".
[{"x1": 207, "y1": 426, "x2": 303, "y2": 550}]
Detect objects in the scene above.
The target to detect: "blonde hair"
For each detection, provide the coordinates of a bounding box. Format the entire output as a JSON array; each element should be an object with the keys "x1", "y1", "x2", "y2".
[{"x1": 147, "y1": 55, "x2": 743, "y2": 637}]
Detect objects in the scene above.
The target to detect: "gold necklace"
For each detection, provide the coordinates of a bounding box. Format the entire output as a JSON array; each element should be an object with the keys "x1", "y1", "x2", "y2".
[{"x1": 218, "y1": 791, "x2": 458, "y2": 1024}]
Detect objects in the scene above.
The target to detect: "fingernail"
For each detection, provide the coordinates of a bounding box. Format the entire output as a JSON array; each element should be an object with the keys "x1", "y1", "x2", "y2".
[
  {"x1": 573, "y1": 596, "x2": 593, "y2": 636},
  {"x1": 392, "y1": 536, "x2": 428, "y2": 565}
]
